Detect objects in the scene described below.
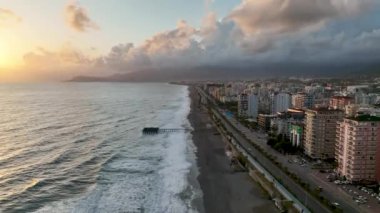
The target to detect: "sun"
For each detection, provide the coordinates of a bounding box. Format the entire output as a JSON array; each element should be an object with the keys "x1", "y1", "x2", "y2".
[
  {"x1": 0, "y1": 40, "x2": 9, "y2": 67},
  {"x1": 0, "y1": 40, "x2": 16, "y2": 68},
  {"x1": 0, "y1": 40, "x2": 7, "y2": 67}
]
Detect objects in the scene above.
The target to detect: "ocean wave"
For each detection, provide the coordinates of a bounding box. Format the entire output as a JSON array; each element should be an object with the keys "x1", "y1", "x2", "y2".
[{"x1": 0, "y1": 83, "x2": 201, "y2": 213}]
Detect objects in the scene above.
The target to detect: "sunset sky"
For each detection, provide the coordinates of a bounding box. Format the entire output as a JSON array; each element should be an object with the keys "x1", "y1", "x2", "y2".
[{"x1": 0, "y1": 0, "x2": 379, "y2": 81}]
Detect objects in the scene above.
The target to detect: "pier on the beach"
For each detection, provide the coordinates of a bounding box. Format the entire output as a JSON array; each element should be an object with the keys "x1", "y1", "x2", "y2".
[{"x1": 142, "y1": 127, "x2": 190, "y2": 134}]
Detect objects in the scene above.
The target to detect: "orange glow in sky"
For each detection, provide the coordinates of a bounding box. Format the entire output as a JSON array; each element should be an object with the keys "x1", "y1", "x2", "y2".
[
  {"x1": 0, "y1": 40, "x2": 10, "y2": 67},
  {"x1": 0, "y1": 0, "x2": 379, "y2": 82}
]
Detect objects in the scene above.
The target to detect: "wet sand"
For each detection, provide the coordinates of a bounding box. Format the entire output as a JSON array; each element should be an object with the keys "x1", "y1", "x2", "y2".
[{"x1": 188, "y1": 87, "x2": 278, "y2": 213}]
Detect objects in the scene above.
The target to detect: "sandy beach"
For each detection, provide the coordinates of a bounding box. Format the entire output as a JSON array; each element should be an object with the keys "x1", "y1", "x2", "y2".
[{"x1": 188, "y1": 87, "x2": 278, "y2": 213}]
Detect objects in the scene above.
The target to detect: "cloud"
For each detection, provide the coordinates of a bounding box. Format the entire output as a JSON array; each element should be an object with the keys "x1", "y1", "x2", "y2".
[
  {"x1": 141, "y1": 20, "x2": 197, "y2": 54},
  {"x1": 20, "y1": 44, "x2": 105, "y2": 81},
  {"x1": 101, "y1": 20, "x2": 203, "y2": 72},
  {"x1": 94, "y1": 1, "x2": 377, "y2": 75},
  {"x1": 65, "y1": 1, "x2": 98, "y2": 32},
  {"x1": 23, "y1": 44, "x2": 93, "y2": 69},
  {"x1": 228, "y1": 0, "x2": 370, "y2": 36},
  {"x1": 19, "y1": 0, "x2": 380, "y2": 80},
  {"x1": 0, "y1": 8, "x2": 22, "y2": 28}
]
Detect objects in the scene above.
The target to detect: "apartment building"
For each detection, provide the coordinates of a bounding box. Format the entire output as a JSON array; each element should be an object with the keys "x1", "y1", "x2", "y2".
[
  {"x1": 304, "y1": 108, "x2": 344, "y2": 159},
  {"x1": 258, "y1": 114, "x2": 276, "y2": 131},
  {"x1": 248, "y1": 94, "x2": 259, "y2": 120},
  {"x1": 238, "y1": 93, "x2": 259, "y2": 119},
  {"x1": 238, "y1": 94, "x2": 249, "y2": 117},
  {"x1": 292, "y1": 93, "x2": 314, "y2": 109},
  {"x1": 336, "y1": 115, "x2": 380, "y2": 183},
  {"x1": 271, "y1": 92, "x2": 291, "y2": 114},
  {"x1": 329, "y1": 96, "x2": 353, "y2": 110}
]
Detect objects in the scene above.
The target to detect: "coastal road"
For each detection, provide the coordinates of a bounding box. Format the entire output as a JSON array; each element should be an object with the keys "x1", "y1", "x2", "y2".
[
  {"x1": 197, "y1": 87, "x2": 331, "y2": 213},
  {"x1": 211, "y1": 108, "x2": 331, "y2": 213},
  {"x1": 225, "y1": 115, "x2": 363, "y2": 213},
  {"x1": 198, "y1": 87, "x2": 365, "y2": 213}
]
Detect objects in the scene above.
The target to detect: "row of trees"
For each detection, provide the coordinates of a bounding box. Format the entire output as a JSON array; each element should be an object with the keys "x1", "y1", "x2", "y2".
[{"x1": 267, "y1": 134, "x2": 299, "y2": 154}]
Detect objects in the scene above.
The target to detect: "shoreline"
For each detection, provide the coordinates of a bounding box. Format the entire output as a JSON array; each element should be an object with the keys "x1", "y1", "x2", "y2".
[{"x1": 187, "y1": 86, "x2": 278, "y2": 213}]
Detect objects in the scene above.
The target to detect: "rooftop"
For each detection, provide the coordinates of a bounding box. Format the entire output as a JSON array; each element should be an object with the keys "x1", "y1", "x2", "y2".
[
  {"x1": 331, "y1": 96, "x2": 353, "y2": 99},
  {"x1": 287, "y1": 108, "x2": 305, "y2": 113},
  {"x1": 349, "y1": 115, "x2": 380, "y2": 122},
  {"x1": 258, "y1": 114, "x2": 277, "y2": 118},
  {"x1": 307, "y1": 108, "x2": 343, "y2": 113}
]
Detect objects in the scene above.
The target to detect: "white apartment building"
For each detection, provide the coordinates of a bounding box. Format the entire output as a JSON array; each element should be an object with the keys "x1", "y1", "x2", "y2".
[
  {"x1": 238, "y1": 93, "x2": 258, "y2": 119},
  {"x1": 271, "y1": 92, "x2": 291, "y2": 114},
  {"x1": 248, "y1": 94, "x2": 259, "y2": 120}
]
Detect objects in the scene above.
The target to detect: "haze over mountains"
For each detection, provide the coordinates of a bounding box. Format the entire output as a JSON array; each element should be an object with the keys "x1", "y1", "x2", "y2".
[{"x1": 71, "y1": 62, "x2": 380, "y2": 82}]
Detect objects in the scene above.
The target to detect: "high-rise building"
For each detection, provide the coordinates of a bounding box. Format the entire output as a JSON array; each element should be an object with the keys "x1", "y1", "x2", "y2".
[
  {"x1": 238, "y1": 94, "x2": 248, "y2": 117},
  {"x1": 292, "y1": 93, "x2": 314, "y2": 109},
  {"x1": 304, "y1": 94, "x2": 314, "y2": 109},
  {"x1": 258, "y1": 114, "x2": 276, "y2": 131},
  {"x1": 248, "y1": 94, "x2": 259, "y2": 120},
  {"x1": 304, "y1": 108, "x2": 344, "y2": 159},
  {"x1": 292, "y1": 93, "x2": 304, "y2": 109},
  {"x1": 336, "y1": 115, "x2": 380, "y2": 183},
  {"x1": 258, "y1": 88, "x2": 271, "y2": 114},
  {"x1": 329, "y1": 96, "x2": 353, "y2": 110},
  {"x1": 238, "y1": 93, "x2": 259, "y2": 119},
  {"x1": 271, "y1": 92, "x2": 291, "y2": 114}
]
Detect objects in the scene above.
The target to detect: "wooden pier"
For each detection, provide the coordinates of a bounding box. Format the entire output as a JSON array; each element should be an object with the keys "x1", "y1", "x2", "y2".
[{"x1": 142, "y1": 127, "x2": 190, "y2": 134}]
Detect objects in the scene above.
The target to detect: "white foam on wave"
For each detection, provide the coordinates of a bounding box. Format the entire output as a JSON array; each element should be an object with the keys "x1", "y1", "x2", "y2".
[
  {"x1": 34, "y1": 84, "x2": 201, "y2": 213},
  {"x1": 147, "y1": 87, "x2": 201, "y2": 212}
]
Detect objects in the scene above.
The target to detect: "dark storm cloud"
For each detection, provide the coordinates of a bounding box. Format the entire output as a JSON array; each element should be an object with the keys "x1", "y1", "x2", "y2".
[{"x1": 96, "y1": 0, "x2": 378, "y2": 75}]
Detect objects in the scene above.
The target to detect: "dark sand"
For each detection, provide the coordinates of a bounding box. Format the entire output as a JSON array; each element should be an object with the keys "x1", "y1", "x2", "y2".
[{"x1": 188, "y1": 87, "x2": 278, "y2": 213}]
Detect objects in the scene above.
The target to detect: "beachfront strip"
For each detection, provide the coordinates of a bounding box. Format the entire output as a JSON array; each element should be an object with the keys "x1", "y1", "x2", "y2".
[{"x1": 193, "y1": 77, "x2": 380, "y2": 213}]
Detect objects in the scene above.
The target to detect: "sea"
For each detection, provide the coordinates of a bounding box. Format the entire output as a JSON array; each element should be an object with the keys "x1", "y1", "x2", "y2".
[{"x1": 0, "y1": 83, "x2": 202, "y2": 213}]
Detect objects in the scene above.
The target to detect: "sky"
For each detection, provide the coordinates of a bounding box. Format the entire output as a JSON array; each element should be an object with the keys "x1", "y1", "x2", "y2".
[{"x1": 0, "y1": 0, "x2": 379, "y2": 81}]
